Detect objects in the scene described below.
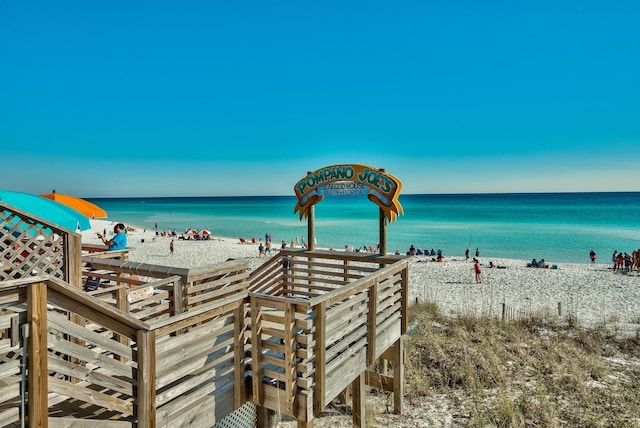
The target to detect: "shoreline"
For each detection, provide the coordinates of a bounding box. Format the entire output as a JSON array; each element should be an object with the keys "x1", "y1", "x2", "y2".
[{"x1": 83, "y1": 219, "x2": 640, "y2": 329}]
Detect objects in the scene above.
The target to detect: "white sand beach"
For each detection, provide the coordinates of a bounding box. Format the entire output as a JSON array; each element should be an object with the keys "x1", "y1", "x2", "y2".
[{"x1": 84, "y1": 220, "x2": 640, "y2": 329}]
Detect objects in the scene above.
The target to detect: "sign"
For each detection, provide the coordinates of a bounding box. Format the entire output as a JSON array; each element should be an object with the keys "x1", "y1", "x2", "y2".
[
  {"x1": 294, "y1": 164, "x2": 403, "y2": 222},
  {"x1": 322, "y1": 182, "x2": 368, "y2": 196},
  {"x1": 127, "y1": 285, "x2": 155, "y2": 303}
]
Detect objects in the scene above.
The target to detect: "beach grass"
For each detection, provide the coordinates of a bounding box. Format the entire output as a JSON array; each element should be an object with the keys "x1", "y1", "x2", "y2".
[{"x1": 401, "y1": 302, "x2": 640, "y2": 427}]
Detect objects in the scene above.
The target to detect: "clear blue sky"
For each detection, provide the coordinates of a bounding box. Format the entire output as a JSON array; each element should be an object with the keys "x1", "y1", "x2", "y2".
[{"x1": 2, "y1": 1, "x2": 639, "y2": 197}]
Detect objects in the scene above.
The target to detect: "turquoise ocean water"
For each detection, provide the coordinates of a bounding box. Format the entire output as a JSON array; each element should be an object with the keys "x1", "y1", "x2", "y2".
[{"x1": 89, "y1": 192, "x2": 640, "y2": 264}]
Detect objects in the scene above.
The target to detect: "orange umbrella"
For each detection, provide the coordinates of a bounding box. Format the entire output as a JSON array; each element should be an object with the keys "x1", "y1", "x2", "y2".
[{"x1": 40, "y1": 192, "x2": 108, "y2": 219}]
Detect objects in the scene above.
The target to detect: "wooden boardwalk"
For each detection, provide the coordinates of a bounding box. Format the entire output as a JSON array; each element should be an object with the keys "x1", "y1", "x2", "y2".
[{"x1": 1, "y1": 202, "x2": 408, "y2": 427}]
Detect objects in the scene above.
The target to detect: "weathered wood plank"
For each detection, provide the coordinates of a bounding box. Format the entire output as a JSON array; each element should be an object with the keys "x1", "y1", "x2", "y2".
[
  {"x1": 251, "y1": 296, "x2": 264, "y2": 405},
  {"x1": 351, "y1": 373, "x2": 365, "y2": 427},
  {"x1": 148, "y1": 293, "x2": 244, "y2": 333},
  {"x1": 48, "y1": 311, "x2": 134, "y2": 360},
  {"x1": 27, "y1": 279, "x2": 48, "y2": 428},
  {"x1": 48, "y1": 377, "x2": 134, "y2": 416},
  {"x1": 283, "y1": 302, "x2": 296, "y2": 414},
  {"x1": 0, "y1": 382, "x2": 20, "y2": 405},
  {"x1": 136, "y1": 329, "x2": 156, "y2": 427},
  {"x1": 187, "y1": 272, "x2": 248, "y2": 294},
  {"x1": 364, "y1": 371, "x2": 393, "y2": 392},
  {"x1": 160, "y1": 387, "x2": 233, "y2": 427},
  {"x1": 46, "y1": 286, "x2": 145, "y2": 341},
  {"x1": 156, "y1": 325, "x2": 234, "y2": 372},
  {"x1": 47, "y1": 353, "x2": 133, "y2": 395},
  {"x1": 0, "y1": 407, "x2": 19, "y2": 428},
  {"x1": 156, "y1": 337, "x2": 235, "y2": 387},
  {"x1": 156, "y1": 363, "x2": 234, "y2": 407},
  {"x1": 393, "y1": 336, "x2": 404, "y2": 414},
  {"x1": 314, "y1": 302, "x2": 326, "y2": 415},
  {"x1": 156, "y1": 371, "x2": 234, "y2": 421},
  {"x1": 234, "y1": 305, "x2": 246, "y2": 408},
  {"x1": 48, "y1": 417, "x2": 132, "y2": 427}
]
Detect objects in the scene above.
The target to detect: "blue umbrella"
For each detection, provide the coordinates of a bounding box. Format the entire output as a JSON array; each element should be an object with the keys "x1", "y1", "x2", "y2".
[{"x1": 0, "y1": 189, "x2": 91, "y2": 232}]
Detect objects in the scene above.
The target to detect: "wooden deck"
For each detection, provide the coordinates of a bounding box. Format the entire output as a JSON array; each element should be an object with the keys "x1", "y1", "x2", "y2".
[{"x1": 0, "y1": 202, "x2": 408, "y2": 427}]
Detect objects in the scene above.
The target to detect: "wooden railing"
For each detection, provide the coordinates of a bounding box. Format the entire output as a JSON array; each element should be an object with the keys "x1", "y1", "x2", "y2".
[
  {"x1": 1, "y1": 203, "x2": 409, "y2": 427},
  {"x1": 0, "y1": 268, "x2": 250, "y2": 427},
  {"x1": 248, "y1": 249, "x2": 409, "y2": 423},
  {"x1": 1, "y1": 202, "x2": 82, "y2": 285}
]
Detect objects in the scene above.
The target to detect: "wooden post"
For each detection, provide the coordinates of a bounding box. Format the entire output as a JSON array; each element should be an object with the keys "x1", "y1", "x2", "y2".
[
  {"x1": 172, "y1": 277, "x2": 185, "y2": 317},
  {"x1": 379, "y1": 207, "x2": 387, "y2": 256},
  {"x1": 367, "y1": 282, "x2": 378, "y2": 366},
  {"x1": 136, "y1": 329, "x2": 156, "y2": 428},
  {"x1": 64, "y1": 231, "x2": 83, "y2": 289},
  {"x1": 401, "y1": 265, "x2": 409, "y2": 334},
  {"x1": 27, "y1": 280, "x2": 48, "y2": 428},
  {"x1": 351, "y1": 373, "x2": 366, "y2": 427},
  {"x1": 339, "y1": 385, "x2": 351, "y2": 406},
  {"x1": 501, "y1": 303, "x2": 506, "y2": 322},
  {"x1": 378, "y1": 168, "x2": 387, "y2": 256},
  {"x1": 284, "y1": 302, "x2": 296, "y2": 415},
  {"x1": 251, "y1": 297, "x2": 263, "y2": 405},
  {"x1": 234, "y1": 305, "x2": 246, "y2": 407},
  {"x1": 314, "y1": 302, "x2": 326, "y2": 415},
  {"x1": 393, "y1": 337, "x2": 404, "y2": 414},
  {"x1": 558, "y1": 302, "x2": 562, "y2": 316},
  {"x1": 307, "y1": 204, "x2": 316, "y2": 251}
]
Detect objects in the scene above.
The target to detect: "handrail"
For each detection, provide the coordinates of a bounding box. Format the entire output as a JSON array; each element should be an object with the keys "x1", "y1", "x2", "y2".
[
  {"x1": 248, "y1": 291, "x2": 311, "y2": 308},
  {"x1": 82, "y1": 256, "x2": 190, "y2": 278},
  {"x1": 277, "y1": 248, "x2": 406, "y2": 265},
  {"x1": 45, "y1": 275, "x2": 150, "y2": 338},
  {"x1": 186, "y1": 259, "x2": 250, "y2": 281},
  {"x1": 148, "y1": 290, "x2": 248, "y2": 331}
]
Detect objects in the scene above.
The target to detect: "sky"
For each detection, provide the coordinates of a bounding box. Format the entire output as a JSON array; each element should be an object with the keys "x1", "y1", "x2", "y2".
[{"x1": 2, "y1": 1, "x2": 639, "y2": 198}]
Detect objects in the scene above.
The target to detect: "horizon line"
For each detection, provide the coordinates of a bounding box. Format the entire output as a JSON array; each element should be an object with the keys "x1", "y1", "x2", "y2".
[{"x1": 86, "y1": 190, "x2": 640, "y2": 199}]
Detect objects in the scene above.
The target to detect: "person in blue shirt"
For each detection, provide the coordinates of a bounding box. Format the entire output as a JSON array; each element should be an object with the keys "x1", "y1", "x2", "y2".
[{"x1": 97, "y1": 223, "x2": 127, "y2": 251}]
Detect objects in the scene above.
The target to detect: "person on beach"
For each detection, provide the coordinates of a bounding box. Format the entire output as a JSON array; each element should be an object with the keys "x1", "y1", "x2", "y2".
[
  {"x1": 169, "y1": 239, "x2": 174, "y2": 256},
  {"x1": 612, "y1": 250, "x2": 618, "y2": 271},
  {"x1": 616, "y1": 252, "x2": 624, "y2": 271},
  {"x1": 265, "y1": 240, "x2": 272, "y2": 255},
  {"x1": 258, "y1": 243, "x2": 265, "y2": 257},
  {"x1": 97, "y1": 223, "x2": 127, "y2": 251},
  {"x1": 473, "y1": 258, "x2": 482, "y2": 283},
  {"x1": 624, "y1": 252, "x2": 631, "y2": 273},
  {"x1": 475, "y1": 248, "x2": 480, "y2": 258},
  {"x1": 465, "y1": 248, "x2": 470, "y2": 260},
  {"x1": 590, "y1": 250, "x2": 596, "y2": 264}
]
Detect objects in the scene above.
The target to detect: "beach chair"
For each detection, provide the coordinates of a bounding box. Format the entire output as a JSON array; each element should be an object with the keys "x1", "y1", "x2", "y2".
[{"x1": 84, "y1": 276, "x2": 101, "y2": 292}]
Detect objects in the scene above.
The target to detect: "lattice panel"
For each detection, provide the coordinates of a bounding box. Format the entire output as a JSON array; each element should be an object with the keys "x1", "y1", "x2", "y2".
[
  {"x1": 1, "y1": 207, "x2": 66, "y2": 281},
  {"x1": 214, "y1": 402, "x2": 257, "y2": 428}
]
